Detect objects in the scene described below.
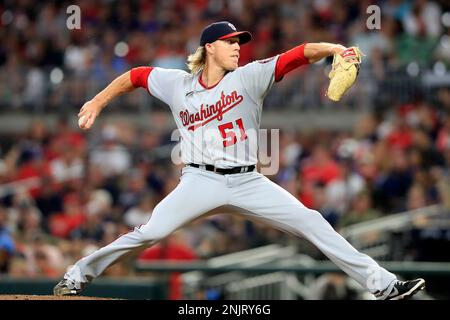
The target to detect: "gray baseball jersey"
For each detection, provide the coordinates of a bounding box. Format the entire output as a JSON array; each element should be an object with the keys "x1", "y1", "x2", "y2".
[{"x1": 147, "y1": 57, "x2": 278, "y2": 168}]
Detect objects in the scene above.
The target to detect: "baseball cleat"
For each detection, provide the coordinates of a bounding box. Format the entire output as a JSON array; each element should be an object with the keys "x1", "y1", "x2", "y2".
[
  {"x1": 375, "y1": 278, "x2": 426, "y2": 300},
  {"x1": 53, "y1": 278, "x2": 83, "y2": 296}
]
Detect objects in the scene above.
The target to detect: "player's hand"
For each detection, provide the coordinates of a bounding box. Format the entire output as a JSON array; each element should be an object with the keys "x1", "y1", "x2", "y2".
[
  {"x1": 77, "y1": 100, "x2": 103, "y2": 130},
  {"x1": 330, "y1": 44, "x2": 347, "y2": 55}
]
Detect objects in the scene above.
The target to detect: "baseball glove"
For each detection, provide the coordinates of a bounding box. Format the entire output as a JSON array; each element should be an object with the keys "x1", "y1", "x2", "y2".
[{"x1": 326, "y1": 46, "x2": 363, "y2": 102}]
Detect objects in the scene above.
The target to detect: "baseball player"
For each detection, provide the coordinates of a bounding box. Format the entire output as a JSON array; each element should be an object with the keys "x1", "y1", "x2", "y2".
[{"x1": 54, "y1": 21, "x2": 425, "y2": 300}]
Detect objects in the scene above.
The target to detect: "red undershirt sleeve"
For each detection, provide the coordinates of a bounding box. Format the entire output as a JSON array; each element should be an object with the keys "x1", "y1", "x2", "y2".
[
  {"x1": 275, "y1": 43, "x2": 309, "y2": 82},
  {"x1": 130, "y1": 66, "x2": 153, "y2": 89}
]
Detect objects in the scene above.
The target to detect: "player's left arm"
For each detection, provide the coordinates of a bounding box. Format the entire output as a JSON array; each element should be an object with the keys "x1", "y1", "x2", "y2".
[
  {"x1": 304, "y1": 43, "x2": 347, "y2": 63},
  {"x1": 238, "y1": 42, "x2": 348, "y2": 99},
  {"x1": 275, "y1": 42, "x2": 346, "y2": 81}
]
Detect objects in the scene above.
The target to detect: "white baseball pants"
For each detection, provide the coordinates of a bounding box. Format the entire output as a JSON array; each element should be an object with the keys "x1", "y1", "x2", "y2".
[{"x1": 65, "y1": 166, "x2": 396, "y2": 294}]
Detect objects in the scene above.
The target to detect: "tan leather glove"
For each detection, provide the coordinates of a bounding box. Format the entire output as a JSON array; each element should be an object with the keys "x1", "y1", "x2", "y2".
[{"x1": 326, "y1": 46, "x2": 363, "y2": 102}]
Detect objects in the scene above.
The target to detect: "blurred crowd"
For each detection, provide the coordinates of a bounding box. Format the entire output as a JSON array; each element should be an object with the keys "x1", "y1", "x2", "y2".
[
  {"x1": 1, "y1": 0, "x2": 450, "y2": 112},
  {"x1": 1, "y1": 0, "x2": 450, "y2": 298},
  {"x1": 1, "y1": 85, "x2": 450, "y2": 279},
  {"x1": 0, "y1": 114, "x2": 288, "y2": 279}
]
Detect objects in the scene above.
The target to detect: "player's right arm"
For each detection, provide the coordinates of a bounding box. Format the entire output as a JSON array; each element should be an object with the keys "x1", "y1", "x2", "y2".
[{"x1": 78, "y1": 67, "x2": 152, "y2": 130}]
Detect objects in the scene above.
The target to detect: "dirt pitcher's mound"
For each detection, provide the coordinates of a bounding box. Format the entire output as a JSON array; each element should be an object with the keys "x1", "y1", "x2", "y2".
[{"x1": 0, "y1": 295, "x2": 116, "y2": 300}]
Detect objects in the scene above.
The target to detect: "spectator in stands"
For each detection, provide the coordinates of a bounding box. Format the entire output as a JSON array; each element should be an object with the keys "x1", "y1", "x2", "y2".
[
  {"x1": 0, "y1": 206, "x2": 15, "y2": 273},
  {"x1": 138, "y1": 232, "x2": 197, "y2": 300},
  {"x1": 402, "y1": 0, "x2": 442, "y2": 38},
  {"x1": 326, "y1": 158, "x2": 366, "y2": 217},
  {"x1": 338, "y1": 190, "x2": 382, "y2": 229},
  {"x1": 300, "y1": 144, "x2": 340, "y2": 208},
  {"x1": 124, "y1": 192, "x2": 154, "y2": 228},
  {"x1": 19, "y1": 233, "x2": 64, "y2": 278},
  {"x1": 396, "y1": 0, "x2": 441, "y2": 67},
  {"x1": 90, "y1": 124, "x2": 131, "y2": 178},
  {"x1": 70, "y1": 203, "x2": 106, "y2": 243},
  {"x1": 49, "y1": 193, "x2": 86, "y2": 239},
  {"x1": 411, "y1": 128, "x2": 445, "y2": 170},
  {"x1": 406, "y1": 183, "x2": 428, "y2": 211},
  {"x1": 374, "y1": 147, "x2": 413, "y2": 212}
]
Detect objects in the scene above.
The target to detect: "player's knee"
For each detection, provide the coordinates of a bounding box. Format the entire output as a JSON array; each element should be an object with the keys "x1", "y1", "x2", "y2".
[
  {"x1": 301, "y1": 209, "x2": 328, "y2": 227},
  {"x1": 137, "y1": 225, "x2": 171, "y2": 243},
  {"x1": 309, "y1": 209, "x2": 327, "y2": 220}
]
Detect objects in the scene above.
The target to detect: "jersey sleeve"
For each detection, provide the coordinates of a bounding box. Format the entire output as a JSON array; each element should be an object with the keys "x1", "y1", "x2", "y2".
[
  {"x1": 237, "y1": 56, "x2": 279, "y2": 102},
  {"x1": 147, "y1": 67, "x2": 188, "y2": 106},
  {"x1": 275, "y1": 43, "x2": 309, "y2": 82}
]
